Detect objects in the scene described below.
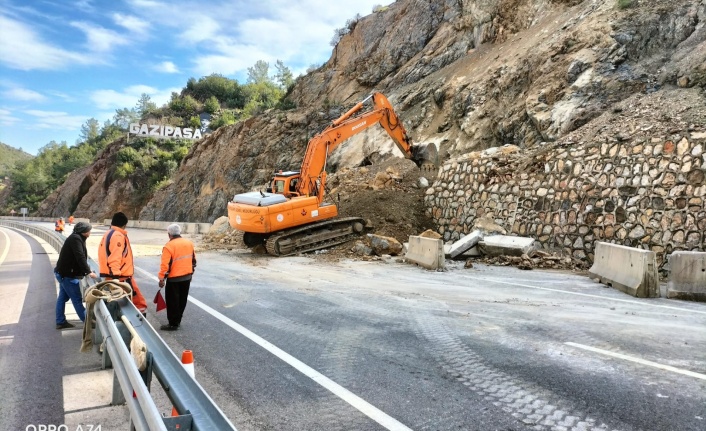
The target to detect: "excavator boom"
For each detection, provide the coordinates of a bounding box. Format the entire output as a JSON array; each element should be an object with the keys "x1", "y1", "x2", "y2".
[{"x1": 297, "y1": 92, "x2": 435, "y2": 199}]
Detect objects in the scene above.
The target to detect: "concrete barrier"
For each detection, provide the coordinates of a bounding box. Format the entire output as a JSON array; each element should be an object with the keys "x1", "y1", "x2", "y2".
[
  {"x1": 406, "y1": 236, "x2": 445, "y2": 270},
  {"x1": 667, "y1": 251, "x2": 706, "y2": 302},
  {"x1": 588, "y1": 242, "x2": 659, "y2": 298},
  {"x1": 103, "y1": 219, "x2": 211, "y2": 234}
]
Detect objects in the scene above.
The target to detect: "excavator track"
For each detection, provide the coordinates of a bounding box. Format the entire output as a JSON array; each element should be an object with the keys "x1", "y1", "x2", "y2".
[{"x1": 265, "y1": 217, "x2": 365, "y2": 256}]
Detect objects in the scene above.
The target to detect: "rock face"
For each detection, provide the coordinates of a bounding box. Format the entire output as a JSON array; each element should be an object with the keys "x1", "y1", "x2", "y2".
[
  {"x1": 37, "y1": 137, "x2": 150, "y2": 221},
  {"x1": 38, "y1": 0, "x2": 706, "y2": 258}
]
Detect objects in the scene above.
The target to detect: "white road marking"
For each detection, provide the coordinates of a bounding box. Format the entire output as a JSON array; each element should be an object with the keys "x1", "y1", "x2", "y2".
[
  {"x1": 465, "y1": 276, "x2": 706, "y2": 315},
  {"x1": 565, "y1": 342, "x2": 706, "y2": 381},
  {"x1": 0, "y1": 228, "x2": 33, "y2": 326},
  {"x1": 0, "y1": 229, "x2": 10, "y2": 266},
  {"x1": 136, "y1": 267, "x2": 413, "y2": 431},
  {"x1": 189, "y1": 297, "x2": 414, "y2": 431}
]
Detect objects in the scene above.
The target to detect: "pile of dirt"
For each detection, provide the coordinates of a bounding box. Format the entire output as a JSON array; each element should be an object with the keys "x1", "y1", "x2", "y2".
[{"x1": 331, "y1": 157, "x2": 436, "y2": 242}]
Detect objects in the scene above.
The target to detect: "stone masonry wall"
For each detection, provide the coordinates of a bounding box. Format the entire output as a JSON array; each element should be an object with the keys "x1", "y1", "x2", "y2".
[{"x1": 425, "y1": 133, "x2": 706, "y2": 268}]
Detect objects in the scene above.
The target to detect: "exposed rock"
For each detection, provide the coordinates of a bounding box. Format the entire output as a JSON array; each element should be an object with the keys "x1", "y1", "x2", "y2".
[
  {"x1": 368, "y1": 234, "x2": 404, "y2": 256},
  {"x1": 419, "y1": 229, "x2": 442, "y2": 239}
]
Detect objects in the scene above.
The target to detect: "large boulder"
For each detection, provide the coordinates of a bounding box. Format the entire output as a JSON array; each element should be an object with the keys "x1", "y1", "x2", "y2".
[{"x1": 368, "y1": 234, "x2": 404, "y2": 256}]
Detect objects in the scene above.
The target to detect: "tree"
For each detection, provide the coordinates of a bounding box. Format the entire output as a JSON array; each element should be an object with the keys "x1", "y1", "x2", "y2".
[
  {"x1": 169, "y1": 93, "x2": 200, "y2": 117},
  {"x1": 204, "y1": 95, "x2": 220, "y2": 114},
  {"x1": 242, "y1": 81, "x2": 283, "y2": 116},
  {"x1": 114, "y1": 107, "x2": 138, "y2": 129},
  {"x1": 79, "y1": 118, "x2": 100, "y2": 143},
  {"x1": 135, "y1": 93, "x2": 157, "y2": 117},
  {"x1": 182, "y1": 74, "x2": 243, "y2": 106},
  {"x1": 274, "y1": 60, "x2": 294, "y2": 90},
  {"x1": 247, "y1": 60, "x2": 270, "y2": 84}
]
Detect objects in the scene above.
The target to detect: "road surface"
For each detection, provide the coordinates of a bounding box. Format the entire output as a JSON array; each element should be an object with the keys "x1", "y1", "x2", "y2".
[{"x1": 1, "y1": 222, "x2": 704, "y2": 430}]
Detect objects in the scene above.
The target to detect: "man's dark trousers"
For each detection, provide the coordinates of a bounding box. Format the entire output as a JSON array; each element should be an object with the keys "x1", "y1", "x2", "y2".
[{"x1": 165, "y1": 280, "x2": 191, "y2": 327}]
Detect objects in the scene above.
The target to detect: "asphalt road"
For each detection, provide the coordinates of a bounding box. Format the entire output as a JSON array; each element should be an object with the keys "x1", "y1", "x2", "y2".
[{"x1": 1, "y1": 222, "x2": 705, "y2": 431}]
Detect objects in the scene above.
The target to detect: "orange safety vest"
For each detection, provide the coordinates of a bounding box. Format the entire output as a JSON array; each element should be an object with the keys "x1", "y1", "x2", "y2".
[
  {"x1": 98, "y1": 226, "x2": 134, "y2": 278},
  {"x1": 55, "y1": 219, "x2": 65, "y2": 232},
  {"x1": 159, "y1": 236, "x2": 196, "y2": 280}
]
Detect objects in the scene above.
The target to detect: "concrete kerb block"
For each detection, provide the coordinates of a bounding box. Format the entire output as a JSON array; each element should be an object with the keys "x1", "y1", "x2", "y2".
[
  {"x1": 667, "y1": 251, "x2": 706, "y2": 302},
  {"x1": 478, "y1": 235, "x2": 537, "y2": 257},
  {"x1": 406, "y1": 235, "x2": 445, "y2": 270},
  {"x1": 588, "y1": 242, "x2": 659, "y2": 298},
  {"x1": 448, "y1": 230, "x2": 484, "y2": 259}
]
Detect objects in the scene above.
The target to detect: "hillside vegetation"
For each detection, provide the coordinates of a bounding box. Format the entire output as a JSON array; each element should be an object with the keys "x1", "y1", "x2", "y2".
[
  {"x1": 0, "y1": 142, "x2": 32, "y2": 177},
  {"x1": 3, "y1": 60, "x2": 296, "y2": 215}
]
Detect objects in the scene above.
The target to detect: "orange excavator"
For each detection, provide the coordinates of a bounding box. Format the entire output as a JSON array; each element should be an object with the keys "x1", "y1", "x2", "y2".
[{"x1": 227, "y1": 92, "x2": 437, "y2": 256}]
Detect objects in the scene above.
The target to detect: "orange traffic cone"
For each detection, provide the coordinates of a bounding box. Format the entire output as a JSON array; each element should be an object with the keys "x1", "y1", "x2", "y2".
[{"x1": 171, "y1": 350, "x2": 195, "y2": 417}]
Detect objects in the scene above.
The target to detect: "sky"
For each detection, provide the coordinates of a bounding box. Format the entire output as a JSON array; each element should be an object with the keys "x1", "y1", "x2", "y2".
[{"x1": 0, "y1": 0, "x2": 392, "y2": 155}]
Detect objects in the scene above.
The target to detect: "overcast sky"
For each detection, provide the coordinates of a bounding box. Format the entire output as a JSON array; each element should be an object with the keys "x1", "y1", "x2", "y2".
[{"x1": 0, "y1": 0, "x2": 392, "y2": 155}]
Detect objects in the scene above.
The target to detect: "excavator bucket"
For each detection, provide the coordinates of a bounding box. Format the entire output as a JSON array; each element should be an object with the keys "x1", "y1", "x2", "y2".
[{"x1": 410, "y1": 142, "x2": 439, "y2": 172}]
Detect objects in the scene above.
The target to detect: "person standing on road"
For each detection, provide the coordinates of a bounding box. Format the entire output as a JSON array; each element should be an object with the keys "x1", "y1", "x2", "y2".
[
  {"x1": 54, "y1": 217, "x2": 65, "y2": 234},
  {"x1": 98, "y1": 212, "x2": 148, "y2": 315},
  {"x1": 158, "y1": 224, "x2": 196, "y2": 331},
  {"x1": 68, "y1": 215, "x2": 75, "y2": 225},
  {"x1": 54, "y1": 222, "x2": 98, "y2": 329}
]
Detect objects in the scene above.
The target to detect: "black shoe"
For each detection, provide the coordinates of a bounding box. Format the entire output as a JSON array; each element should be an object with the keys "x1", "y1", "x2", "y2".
[
  {"x1": 56, "y1": 321, "x2": 75, "y2": 329},
  {"x1": 160, "y1": 324, "x2": 178, "y2": 331}
]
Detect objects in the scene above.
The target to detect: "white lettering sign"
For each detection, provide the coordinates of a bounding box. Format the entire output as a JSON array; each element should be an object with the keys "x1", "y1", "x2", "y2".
[
  {"x1": 129, "y1": 123, "x2": 202, "y2": 140},
  {"x1": 351, "y1": 121, "x2": 367, "y2": 131}
]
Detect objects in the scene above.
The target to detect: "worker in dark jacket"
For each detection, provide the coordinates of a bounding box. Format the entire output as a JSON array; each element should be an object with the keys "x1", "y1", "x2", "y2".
[
  {"x1": 158, "y1": 224, "x2": 196, "y2": 330},
  {"x1": 54, "y1": 222, "x2": 97, "y2": 329}
]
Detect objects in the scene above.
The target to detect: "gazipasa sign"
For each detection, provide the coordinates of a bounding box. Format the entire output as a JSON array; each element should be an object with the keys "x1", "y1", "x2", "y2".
[{"x1": 129, "y1": 123, "x2": 203, "y2": 140}]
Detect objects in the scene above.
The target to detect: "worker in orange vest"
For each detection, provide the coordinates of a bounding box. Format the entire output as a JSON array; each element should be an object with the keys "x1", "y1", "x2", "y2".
[
  {"x1": 55, "y1": 217, "x2": 65, "y2": 233},
  {"x1": 98, "y1": 212, "x2": 148, "y2": 314},
  {"x1": 68, "y1": 215, "x2": 75, "y2": 225},
  {"x1": 157, "y1": 224, "x2": 196, "y2": 330}
]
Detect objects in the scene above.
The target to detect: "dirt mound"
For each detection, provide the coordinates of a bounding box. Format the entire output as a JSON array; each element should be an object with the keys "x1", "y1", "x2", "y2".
[{"x1": 332, "y1": 158, "x2": 436, "y2": 241}]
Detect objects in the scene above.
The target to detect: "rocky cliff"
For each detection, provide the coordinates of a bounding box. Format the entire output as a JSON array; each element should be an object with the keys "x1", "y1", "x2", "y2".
[{"x1": 39, "y1": 0, "x2": 705, "y2": 237}]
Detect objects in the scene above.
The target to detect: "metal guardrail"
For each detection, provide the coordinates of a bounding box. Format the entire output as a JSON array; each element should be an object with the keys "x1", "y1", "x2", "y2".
[{"x1": 0, "y1": 220, "x2": 237, "y2": 431}]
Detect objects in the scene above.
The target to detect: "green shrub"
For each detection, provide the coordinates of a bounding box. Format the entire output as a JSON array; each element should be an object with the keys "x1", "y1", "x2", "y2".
[
  {"x1": 616, "y1": 0, "x2": 633, "y2": 9},
  {"x1": 117, "y1": 147, "x2": 140, "y2": 164},
  {"x1": 210, "y1": 110, "x2": 238, "y2": 130},
  {"x1": 204, "y1": 96, "x2": 220, "y2": 114},
  {"x1": 115, "y1": 162, "x2": 135, "y2": 179}
]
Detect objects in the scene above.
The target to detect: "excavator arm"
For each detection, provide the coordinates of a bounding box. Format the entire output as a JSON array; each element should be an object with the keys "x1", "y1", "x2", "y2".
[{"x1": 296, "y1": 92, "x2": 436, "y2": 200}]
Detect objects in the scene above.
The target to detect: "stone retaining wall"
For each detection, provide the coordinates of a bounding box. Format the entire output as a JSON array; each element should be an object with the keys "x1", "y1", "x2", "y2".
[{"x1": 425, "y1": 133, "x2": 706, "y2": 268}]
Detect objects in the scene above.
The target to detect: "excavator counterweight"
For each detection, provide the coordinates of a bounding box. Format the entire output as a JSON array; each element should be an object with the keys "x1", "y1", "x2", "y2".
[{"x1": 227, "y1": 92, "x2": 437, "y2": 255}]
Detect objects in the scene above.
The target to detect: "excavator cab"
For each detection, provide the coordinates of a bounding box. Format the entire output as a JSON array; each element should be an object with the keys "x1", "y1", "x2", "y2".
[{"x1": 270, "y1": 171, "x2": 301, "y2": 198}]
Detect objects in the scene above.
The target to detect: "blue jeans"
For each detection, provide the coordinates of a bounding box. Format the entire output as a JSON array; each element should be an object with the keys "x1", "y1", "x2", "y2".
[{"x1": 55, "y1": 273, "x2": 86, "y2": 324}]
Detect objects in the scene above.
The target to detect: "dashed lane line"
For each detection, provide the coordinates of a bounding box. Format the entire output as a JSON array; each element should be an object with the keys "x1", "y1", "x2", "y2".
[
  {"x1": 565, "y1": 342, "x2": 706, "y2": 381},
  {"x1": 462, "y1": 275, "x2": 706, "y2": 315},
  {"x1": 135, "y1": 267, "x2": 413, "y2": 431}
]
